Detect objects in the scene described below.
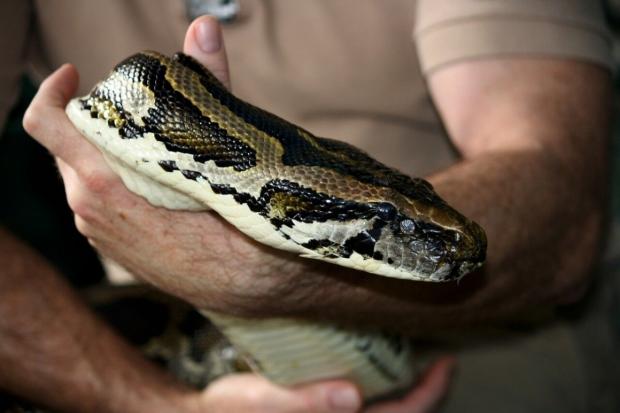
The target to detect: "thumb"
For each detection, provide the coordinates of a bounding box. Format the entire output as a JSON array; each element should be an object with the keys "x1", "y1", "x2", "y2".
[
  {"x1": 183, "y1": 15, "x2": 231, "y2": 89},
  {"x1": 294, "y1": 381, "x2": 362, "y2": 413},
  {"x1": 203, "y1": 374, "x2": 362, "y2": 413},
  {"x1": 23, "y1": 64, "x2": 104, "y2": 172}
]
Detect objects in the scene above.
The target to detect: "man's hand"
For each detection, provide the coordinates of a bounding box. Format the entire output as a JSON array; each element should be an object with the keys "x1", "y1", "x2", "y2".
[
  {"x1": 196, "y1": 357, "x2": 454, "y2": 413},
  {"x1": 23, "y1": 16, "x2": 307, "y2": 314},
  {"x1": 23, "y1": 15, "x2": 454, "y2": 412},
  {"x1": 0, "y1": 220, "x2": 452, "y2": 413}
]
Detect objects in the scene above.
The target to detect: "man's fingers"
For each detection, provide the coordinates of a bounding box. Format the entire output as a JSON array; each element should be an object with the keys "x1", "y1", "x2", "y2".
[
  {"x1": 294, "y1": 380, "x2": 362, "y2": 413},
  {"x1": 56, "y1": 157, "x2": 96, "y2": 222},
  {"x1": 26, "y1": 17, "x2": 231, "y2": 183},
  {"x1": 36, "y1": 63, "x2": 79, "y2": 106},
  {"x1": 401, "y1": 357, "x2": 455, "y2": 413},
  {"x1": 23, "y1": 64, "x2": 106, "y2": 175},
  {"x1": 183, "y1": 15, "x2": 231, "y2": 89},
  {"x1": 365, "y1": 357, "x2": 456, "y2": 413},
  {"x1": 204, "y1": 374, "x2": 362, "y2": 413},
  {"x1": 23, "y1": 64, "x2": 79, "y2": 157}
]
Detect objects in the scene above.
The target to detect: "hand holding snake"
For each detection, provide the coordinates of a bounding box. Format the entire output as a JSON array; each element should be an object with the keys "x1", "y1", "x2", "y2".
[{"x1": 25, "y1": 16, "x2": 469, "y2": 411}]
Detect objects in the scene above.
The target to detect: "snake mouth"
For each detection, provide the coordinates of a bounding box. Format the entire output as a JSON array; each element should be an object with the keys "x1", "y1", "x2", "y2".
[
  {"x1": 430, "y1": 219, "x2": 487, "y2": 282},
  {"x1": 450, "y1": 255, "x2": 485, "y2": 281},
  {"x1": 449, "y1": 224, "x2": 487, "y2": 281}
]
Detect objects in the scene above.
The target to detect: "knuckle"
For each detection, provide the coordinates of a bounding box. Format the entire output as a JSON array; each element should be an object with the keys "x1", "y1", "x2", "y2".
[
  {"x1": 81, "y1": 169, "x2": 111, "y2": 194},
  {"x1": 68, "y1": 192, "x2": 98, "y2": 224},
  {"x1": 73, "y1": 214, "x2": 92, "y2": 236},
  {"x1": 86, "y1": 237, "x2": 99, "y2": 249},
  {"x1": 22, "y1": 107, "x2": 41, "y2": 136}
]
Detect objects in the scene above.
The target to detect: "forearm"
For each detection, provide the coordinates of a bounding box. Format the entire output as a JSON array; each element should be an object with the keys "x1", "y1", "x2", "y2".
[
  {"x1": 0, "y1": 228, "x2": 198, "y2": 413},
  {"x1": 24, "y1": 54, "x2": 610, "y2": 337},
  {"x1": 236, "y1": 61, "x2": 611, "y2": 334},
  {"x1": 428, "y1": 147, "x2": 606, "y2": 315},
  {"x1": 250, "y1": 148, "x2": 606, "y2": 333},
  {"x1": 430, "y1": 149, "x2": 607, "y2": 309}
]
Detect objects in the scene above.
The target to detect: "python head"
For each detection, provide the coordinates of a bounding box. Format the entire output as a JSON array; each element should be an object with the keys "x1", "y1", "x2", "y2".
[
  {"x1": 366, "y1": 197, "x2": 487, "y2": 282},
  {"x1": 269, "y1": 174, "x2": 487, "y2": 283}
]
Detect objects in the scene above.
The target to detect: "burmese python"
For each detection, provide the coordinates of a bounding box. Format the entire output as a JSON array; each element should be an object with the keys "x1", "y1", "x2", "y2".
[{"x1": 65, "y1": 51, "x2": 486, "y2": 400}]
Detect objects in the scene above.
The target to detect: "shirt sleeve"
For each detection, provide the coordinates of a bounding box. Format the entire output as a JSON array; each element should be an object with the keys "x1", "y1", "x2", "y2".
[
  {"x1": 0, "y1": 0, "x2": 31, "y2": 131},
  {"x1": 415, "y1": 0, "x2": 613, "y2": 74}
]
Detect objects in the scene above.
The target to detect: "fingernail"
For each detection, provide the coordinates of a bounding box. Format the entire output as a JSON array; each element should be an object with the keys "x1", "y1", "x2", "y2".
[
  {"x1": 196, "y1": 17, "x2": 221, "y2": 53},
  {"x1": 328, "y1": 387, "x2": 361, "y2": 411}
]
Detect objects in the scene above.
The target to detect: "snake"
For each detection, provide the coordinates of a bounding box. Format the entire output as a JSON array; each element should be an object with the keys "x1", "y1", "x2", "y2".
[{"x1": 65, "y1": 51, "x2": 487, "y2": 400}]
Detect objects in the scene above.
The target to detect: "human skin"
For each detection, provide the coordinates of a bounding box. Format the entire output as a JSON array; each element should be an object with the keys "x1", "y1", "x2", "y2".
[
  {"x1": 5, "y1": 226, "x2": 441, "y2": 413},
  {"x1": 25, "y1": 19, "x2": 612, "y2": 335},
  {"x1": 2, "y1": 16, "x2": 454, "y2": 413},
  {"x1": 0, "y1": 227, "x2": 200, "y2": 413}
]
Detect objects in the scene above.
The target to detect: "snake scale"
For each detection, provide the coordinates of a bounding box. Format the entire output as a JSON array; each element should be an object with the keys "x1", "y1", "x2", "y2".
[{"x1": 66, "y1": 51, "x2": 486, "y2": 400}]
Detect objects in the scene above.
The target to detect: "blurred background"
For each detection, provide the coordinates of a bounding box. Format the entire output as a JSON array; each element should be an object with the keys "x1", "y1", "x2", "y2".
[{"x1": 0, "y1": 1, "x2": 619, "y2": 412}]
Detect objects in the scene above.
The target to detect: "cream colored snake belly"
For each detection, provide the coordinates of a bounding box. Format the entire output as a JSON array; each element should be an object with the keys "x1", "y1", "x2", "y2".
[{"x1": 66, "y1": 51, "x2": 486, "y2": 400}]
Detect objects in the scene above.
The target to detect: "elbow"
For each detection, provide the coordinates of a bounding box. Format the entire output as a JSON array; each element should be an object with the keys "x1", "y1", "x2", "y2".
[{"x1": 550, "y1": 206, "x2": 607, "y2": 306}]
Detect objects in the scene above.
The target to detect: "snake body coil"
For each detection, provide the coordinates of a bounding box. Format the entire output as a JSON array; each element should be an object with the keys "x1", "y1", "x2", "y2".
[{"x1": 66, "y1": 51, "x2": 486, "y2": 400}]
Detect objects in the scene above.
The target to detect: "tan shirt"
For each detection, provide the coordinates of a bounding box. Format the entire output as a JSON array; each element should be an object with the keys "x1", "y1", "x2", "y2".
[{"x1": 0, "y1": 0, "x2": 612, "y2": 177}]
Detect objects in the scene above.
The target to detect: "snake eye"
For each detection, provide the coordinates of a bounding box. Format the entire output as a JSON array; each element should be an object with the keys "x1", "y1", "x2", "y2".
[{"x1": 376, "y1": 202, "x2": 397, "y2": 221}]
